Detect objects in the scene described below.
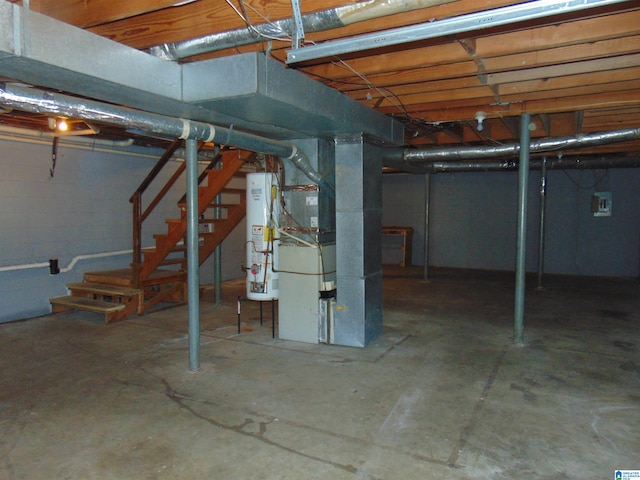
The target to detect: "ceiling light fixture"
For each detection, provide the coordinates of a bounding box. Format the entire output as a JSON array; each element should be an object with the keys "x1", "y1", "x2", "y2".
[{"x1": 47, "y1": 116, "x2": 99, "y2": 136}]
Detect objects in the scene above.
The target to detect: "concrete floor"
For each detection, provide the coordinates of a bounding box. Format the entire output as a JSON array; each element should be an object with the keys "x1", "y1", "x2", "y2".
[{"x1": 1, "y1": 267, "x2": 639, "y2": 479}]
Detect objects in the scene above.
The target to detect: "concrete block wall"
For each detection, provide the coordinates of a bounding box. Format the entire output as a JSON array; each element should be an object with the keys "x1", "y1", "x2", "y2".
[
  {"x1": 0, "y1": 139, "x2": 245, "y2": 323},
  {"x1": 383, "y1": 168, "x2": 640, "y2": 278}
]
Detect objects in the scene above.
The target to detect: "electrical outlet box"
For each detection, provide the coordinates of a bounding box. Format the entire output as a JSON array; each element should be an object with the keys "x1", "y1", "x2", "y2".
[{"x1": 591, "y1": 192, "x2": 612, "y2": 217}]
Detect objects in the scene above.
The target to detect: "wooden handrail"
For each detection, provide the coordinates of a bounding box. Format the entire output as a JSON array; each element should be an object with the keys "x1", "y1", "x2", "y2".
[
  {"x1": 130, "y1": 139, "x2": 182, "y2": 287},
  {"x1": 142, "y1": 162, "x2": 186, "y2": 222},
  {"x1": 129, "y1": 138, "x2": 182, "y2": 203}
]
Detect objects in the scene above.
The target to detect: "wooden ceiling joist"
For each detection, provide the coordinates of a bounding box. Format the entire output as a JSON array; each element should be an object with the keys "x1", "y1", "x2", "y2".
[
  {"x1": 499, "y1": 66, "x2": 640, "y2": 96},
  {"x1": 487, "y1": 54, "x2": 640, "y2": 86},
  {"x1": 1, "y1": 0, "x2": 638, "y2": 157},
  {"x1": 30, "y1": 0, "x2": 187, "y2": 28}
]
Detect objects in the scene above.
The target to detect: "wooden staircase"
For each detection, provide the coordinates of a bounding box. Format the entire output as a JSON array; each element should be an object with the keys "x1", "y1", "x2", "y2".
[{"x1": 49, "y1": 142, "x2": 248, "y2": 323}]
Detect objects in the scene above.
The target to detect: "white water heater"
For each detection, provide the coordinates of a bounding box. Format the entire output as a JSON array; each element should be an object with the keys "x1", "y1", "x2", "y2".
[{"x1": 246, "y1": 172, "x2": 280, "y2": 300}]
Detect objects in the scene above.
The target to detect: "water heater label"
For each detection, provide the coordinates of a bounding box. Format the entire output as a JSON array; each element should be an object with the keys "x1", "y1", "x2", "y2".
[
  {"x1": 251, "y1": 187, "x2": 262, "y2": 201},
  {"x1": 251, "y1": 225, "x2": 264, "y2": 251}
]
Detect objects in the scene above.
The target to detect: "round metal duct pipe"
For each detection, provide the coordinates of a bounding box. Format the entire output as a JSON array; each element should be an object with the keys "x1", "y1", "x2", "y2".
[
  {"x1": 384, "y1": 154, "x2": 640, "y2": 174},
  {"x1": 0, "y1": 82, "x2": 331, "y2": 190},
  {"x1": 383, "y1": 127, "x2": 640, "y2": 173},
  {"x1": 151, "y1": 0, "x2": 455, "y2": 61}
]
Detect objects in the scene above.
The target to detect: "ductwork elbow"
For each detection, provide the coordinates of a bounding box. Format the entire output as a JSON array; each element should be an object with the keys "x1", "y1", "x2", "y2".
[{"x1": 285, "y1": 146, "x2": 335, "y2": 196}]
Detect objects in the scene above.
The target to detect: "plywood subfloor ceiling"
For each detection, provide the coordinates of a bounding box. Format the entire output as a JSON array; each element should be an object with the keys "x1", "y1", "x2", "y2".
[{"x1": 4, "y1": 0, "x2": 640, "y2": 158}]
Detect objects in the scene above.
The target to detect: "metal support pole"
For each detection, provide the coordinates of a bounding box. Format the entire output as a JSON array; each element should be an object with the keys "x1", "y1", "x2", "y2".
[
  {"x1": 514, "y1": 114, "x2": 531, "y2": 345},
  {"x1": 214, "y1": 192, "x2": 222, "y2": 305},
  {"x1": 536, "y1": 157, "x2": 548, "y2": 290},
  {"x1": 186, "y1": 138, "x2": 200, "y2": 371},
  {"x1": 423, "y1": 173, "x2": 431, "y2": 281}
]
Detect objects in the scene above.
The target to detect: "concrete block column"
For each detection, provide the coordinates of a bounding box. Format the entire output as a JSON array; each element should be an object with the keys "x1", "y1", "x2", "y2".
[{"x1": 334, "y1": 134, "x2": 383, "y2": 347}]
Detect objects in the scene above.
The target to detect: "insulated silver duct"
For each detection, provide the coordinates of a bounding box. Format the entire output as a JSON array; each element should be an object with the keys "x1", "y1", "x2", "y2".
[
  {"x1": 386, "y1": 128, "x2": 640, "y2": 165},
  {"x1": 384, "y1": 154, "x2": 640, "y2": 173},
  {"x1": 0, "y1": 83, "x2": 330, "y2": 189},
  {"x1": 150, "y1": 0, "x2": 455, "y2": 61}
]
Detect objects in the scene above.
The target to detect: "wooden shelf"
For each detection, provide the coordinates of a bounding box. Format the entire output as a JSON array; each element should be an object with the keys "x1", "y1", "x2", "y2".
[{"x1": 382, "y1": 226, "x2": 414, "y2": 268}]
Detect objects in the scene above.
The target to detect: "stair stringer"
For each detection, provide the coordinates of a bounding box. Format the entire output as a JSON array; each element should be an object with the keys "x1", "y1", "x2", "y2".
[{"x1": 139, "y1": 153, "x2": 245, "y2": 282}]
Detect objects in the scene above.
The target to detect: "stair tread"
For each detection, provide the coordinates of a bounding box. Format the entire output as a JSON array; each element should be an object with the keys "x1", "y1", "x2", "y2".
[
  {"x1": 140, "y1": 153, "x2": 246, "y2": 282},
  {"x1": 208, "y1": 203, "x2": 241, "y2": 208},
  {"x1": 67, "y1": 282, "x2": 141, "y2": 297},
  {"x1": 50, "y1": 295, "x2": 126, "y2": 312},
  {"x1": 176, "y1": 189, "x2": 245, "y2": 207},
  {"x1": 159, "y1": 259, "x2": 186, "y2": 265}
]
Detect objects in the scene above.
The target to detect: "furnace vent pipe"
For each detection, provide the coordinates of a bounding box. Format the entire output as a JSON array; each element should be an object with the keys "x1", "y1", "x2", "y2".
[
  {"x1": 151, "y1": 0, "x2": 455, "y2": 61},
  {"x1": 0, "y1": 83, "x2": 330, "y2": 190}
]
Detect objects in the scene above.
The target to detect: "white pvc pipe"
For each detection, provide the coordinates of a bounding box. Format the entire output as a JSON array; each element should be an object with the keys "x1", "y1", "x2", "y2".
[
  {"x1": 0, "y1": 249, "x2": 140, "y2": 274},
  {"x1": 59, "y1": 250, "x2": 133, "y2": 273},
  {"x1": 0, "y1": 262, "x2": 49, "y2": 273}
]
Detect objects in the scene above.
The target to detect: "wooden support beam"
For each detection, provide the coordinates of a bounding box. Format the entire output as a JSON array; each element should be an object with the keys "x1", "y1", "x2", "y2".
[
  {"x1": 31, "y1": 0, "x2": 191, "y2": 28},
  {"x1": 357, "y1": 85, "x2": 495, "y2": 108},
  {"x1": 474, "y1": 9, "x2": 640, "y2": 57},
  {"x1": 304, "y1": 43, "x2": 470, "y2": 80},
  {"x1": 484, "y1": 35, "x2": 640, "y2": 73},
  {"x1": 499, "y1": 66, "x2": 640, "y2": 96},
  {"x1": 501, "y1": 116, "x2": 520, "y2": 138},
  {"x1": 302, "y1": 9, "x2": 640, "y2": 81},
  {"x1": 539, "y1": 114, "x2": 552, "y2": 136},
  {"x1": 87, "y1": 0, "x2": 516, "y2": 50},
  {"x1": 487, "y1": 54, "x2": 640, "y2": 86},
  {"x1": 440, "y1": 124, "x2": 465, "y2": 142},
  {"x1": 383, "y1": 89, "x2": 640, "y2": 123}
]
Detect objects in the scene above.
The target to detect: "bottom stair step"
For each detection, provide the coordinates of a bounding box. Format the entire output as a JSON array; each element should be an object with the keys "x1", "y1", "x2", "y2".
[
  {"x1": 67, "y1": 282, "x2": 141, "y2": 297},
  {"x1": 50, "y1": 296, "x2": 126, "y2": 314}
]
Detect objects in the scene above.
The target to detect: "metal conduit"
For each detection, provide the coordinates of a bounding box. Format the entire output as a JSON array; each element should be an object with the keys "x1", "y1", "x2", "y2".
[
  {"x1": 286, "y1": 0, "x2": 629, "y2": 64},
  {"x1": 0, "y1": 83, "x2": 330, "y2": 190},
  {"x1": 150, "y1": 0, "x2": 455, "y2": 61}
]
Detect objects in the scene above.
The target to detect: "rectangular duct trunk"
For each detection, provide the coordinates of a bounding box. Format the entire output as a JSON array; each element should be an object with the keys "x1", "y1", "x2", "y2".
[
  {"x1": 334, "y1": 135, "x2": 383, "y2": 347},
  {"x1": 0, "y1": 2, "x2": 404, "y2": 144}
]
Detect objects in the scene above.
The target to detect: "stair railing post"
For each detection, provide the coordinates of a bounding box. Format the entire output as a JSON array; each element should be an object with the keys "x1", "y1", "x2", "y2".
[{"x1": 214, "y1": 191, "x2": 223, "y2": 306}]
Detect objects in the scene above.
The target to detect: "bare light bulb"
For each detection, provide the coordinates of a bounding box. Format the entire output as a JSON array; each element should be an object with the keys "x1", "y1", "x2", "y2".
[
  {"x1": 475, "y1": 111, "x2": 486, "y2": 132},
  {"x1": 57, "y1": 118, "x2": 69, "y2": 132}
]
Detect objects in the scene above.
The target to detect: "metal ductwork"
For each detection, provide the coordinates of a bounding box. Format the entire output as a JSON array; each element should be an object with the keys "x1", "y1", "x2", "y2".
[
  {"x1": 150, "y1": 0, "x2": 455, "y2": 61},
  {"x1": 384, "y1": 128, "x2": 640, "y2": 172},
  {"x1": 0, "y1": 82, "x2": 330, "y2": 189},
  {"x1": 384, "y1": 154, "x2": 640, "y2": 174}
]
